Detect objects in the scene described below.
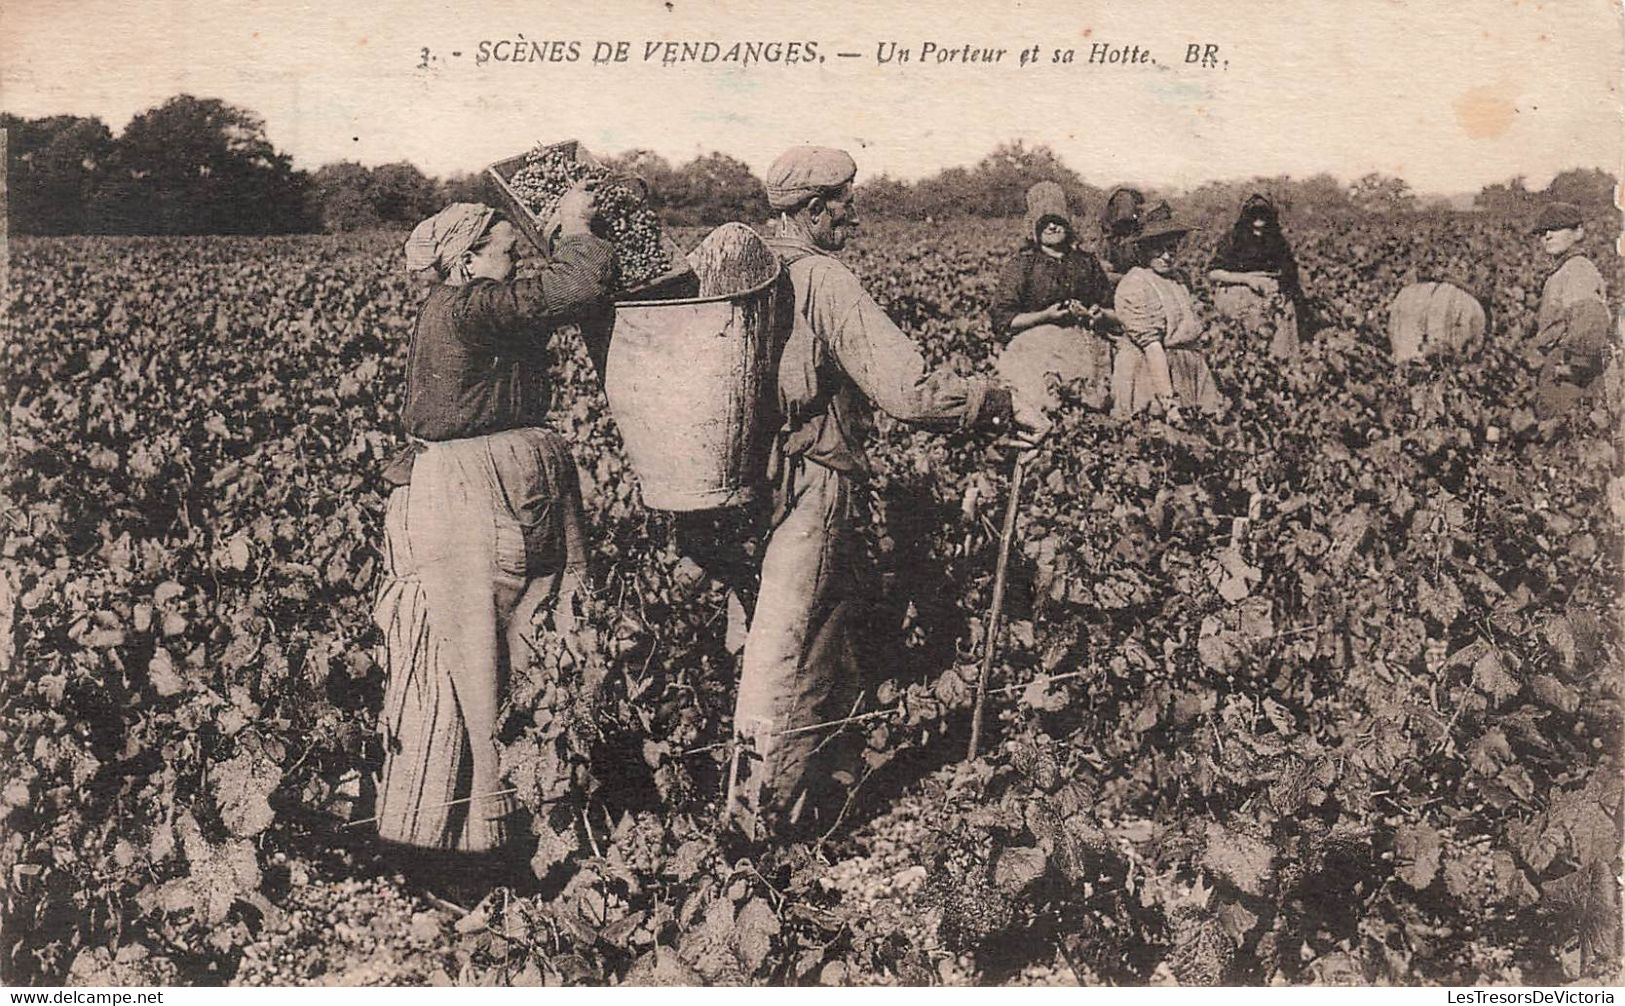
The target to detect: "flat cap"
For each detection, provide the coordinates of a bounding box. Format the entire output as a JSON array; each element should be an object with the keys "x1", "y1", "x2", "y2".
[
  {"x1": 765, "y1": 146, "x2": 857, "y2": 210},
  {"x1": 1531, "y1": 201, "x2": 1584, "y2": 234}
]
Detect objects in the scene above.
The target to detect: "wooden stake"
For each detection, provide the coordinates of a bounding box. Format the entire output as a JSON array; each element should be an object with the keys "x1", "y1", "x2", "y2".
[{"x1": 968, "y1": 453, "x2": 1027, "y2": 761}]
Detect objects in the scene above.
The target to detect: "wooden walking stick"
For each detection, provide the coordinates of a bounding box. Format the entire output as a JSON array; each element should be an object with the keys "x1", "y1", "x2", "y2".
[{"x1": 967, "y1": 451, "x2": 1028, "y2": 761}]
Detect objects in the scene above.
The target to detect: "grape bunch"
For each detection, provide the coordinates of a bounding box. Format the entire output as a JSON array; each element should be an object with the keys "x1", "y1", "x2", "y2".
[
  {"x1": 1165, "y1": 905, "x2": 1236, "y2": 986},
  {"x1": 506, "y1": 144, "x2": 673, "y2": 291},
  {"x1": 921, "y1": 825, "x2": 1018, "y2": 954},
  {"x1": 927, "y1": 872, "x2": 1017, "y2": 954}
]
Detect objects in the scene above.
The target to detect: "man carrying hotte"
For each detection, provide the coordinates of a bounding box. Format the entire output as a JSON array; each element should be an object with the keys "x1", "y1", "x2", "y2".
[{"x1": 726, "y1": 145, "x2": 1049, "y2": 838}]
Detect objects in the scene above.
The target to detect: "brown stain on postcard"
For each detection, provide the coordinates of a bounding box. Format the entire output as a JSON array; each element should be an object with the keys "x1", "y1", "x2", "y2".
[{"x1": 1454, "y1": 83, "x2": 1518, "y2": 139}]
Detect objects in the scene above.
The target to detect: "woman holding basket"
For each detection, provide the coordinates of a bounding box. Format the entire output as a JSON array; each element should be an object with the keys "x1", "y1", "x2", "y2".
[{"x1": 372, "y1": 189, "x2": 610, "y2": 867}]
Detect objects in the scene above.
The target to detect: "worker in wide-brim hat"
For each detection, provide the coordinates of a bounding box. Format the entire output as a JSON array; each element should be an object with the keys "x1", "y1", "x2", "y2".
[
  {"x1": 723, "y1": 145, "x2": 1049, "y2": 839},
  {"x1": 1528, "y1": 201, "x2": 1612, "y2": 420},
  {"x1": 1109, "y1": 211, "x2": 1222, "y2": 419}
]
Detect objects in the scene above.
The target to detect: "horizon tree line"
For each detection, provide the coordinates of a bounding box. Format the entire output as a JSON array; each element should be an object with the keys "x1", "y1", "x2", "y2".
[{"x1": 3, "y1": 95, "x2": 1616, "y2": 236}]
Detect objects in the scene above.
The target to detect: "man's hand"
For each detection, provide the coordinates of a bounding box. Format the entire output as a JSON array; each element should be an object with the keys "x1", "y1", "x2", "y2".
[
  {"x1": 555, "y1": 181, "x2": 601, "y2": 237},
  {"x1": 1042, "y1": 301, "x2": 1072, "y2": 324}
]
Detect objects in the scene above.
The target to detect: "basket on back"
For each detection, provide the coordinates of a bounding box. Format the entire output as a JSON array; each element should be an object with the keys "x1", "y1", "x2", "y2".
[{"x1": 603, "y1": 223, "x2": 785, "y2": 511}]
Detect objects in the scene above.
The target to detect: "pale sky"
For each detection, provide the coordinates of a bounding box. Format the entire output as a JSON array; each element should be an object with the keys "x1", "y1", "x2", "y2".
[{"x1": 2, "y1": 0, "x2": 1621, "y2": 193}]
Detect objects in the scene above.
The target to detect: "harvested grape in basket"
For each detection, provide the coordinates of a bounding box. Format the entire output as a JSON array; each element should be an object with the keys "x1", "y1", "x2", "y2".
[
  {"x1": 506, "y1": 144, "x2": 673, "y2": 291},
  {"x1": 686, "y1": 222, "x2": 779, "y2": 298}
]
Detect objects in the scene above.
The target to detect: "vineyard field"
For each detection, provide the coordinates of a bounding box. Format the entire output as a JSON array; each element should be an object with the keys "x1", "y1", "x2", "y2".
[{"x1": 1, "y1": 214, "x2": 1621, "y2": 987}]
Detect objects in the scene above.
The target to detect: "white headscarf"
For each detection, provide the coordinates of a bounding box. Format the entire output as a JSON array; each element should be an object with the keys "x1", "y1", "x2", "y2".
[{"x1": 403, "y1": 203, "x2": 497, "y2": 277}]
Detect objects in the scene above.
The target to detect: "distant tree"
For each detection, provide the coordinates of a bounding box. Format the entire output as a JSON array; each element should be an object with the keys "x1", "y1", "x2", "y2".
[
  {"x1": 851, "y1": 142, "x2": 1109, "y2": 222},
  {"x1": 1474, "y1": 175, "x2": 1536, "y2": 214},
  {"x1": 367, "y1": 162, "x2": 439, "y2": 225},
  {"x1": 1294, "y1": 173, "x2": 1352, "y2": 216},
  {"x1": 970, "y1": 141, "x2": 1087, "y2": 217},
  {"x1": 309, "y1": 161, "x2": 452, "y2": 231},
  {"x1": 663, "y1": 152, "x2": 768, "y2": 225},
  {"x1": 1348, "y1": 172, "x2": 1417, "y2": 214},
  {"x1": 602, "y1": 149, "x2": 681, "y2": 213},
  {"x1": 911, "y1": 165, "x2": 977, "y2": 220},
  {"x1": 1, "y1": 114, "x2": 114, "y2": 234},
  {"x1": 1544, "y1": 168, "x2": 1616, "y2": 211},
  {"x1": 436, "y1": 171, "x2": 492, "y2": 207},
  {"x1": 91, "y1": 94, "x2": 313, "y2": 233},
  {"x1": 855, "y1": 173, "x2": 914, "y2": 219},
  {"x1": 312, "y1": 161, "x2": 378, "y2": 231}
]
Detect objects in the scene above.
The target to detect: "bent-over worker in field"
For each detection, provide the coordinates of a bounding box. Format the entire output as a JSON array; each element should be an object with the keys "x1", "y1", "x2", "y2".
[
  {"x1": 989, "y1": 181, "x2": 1116, "y2": 411},
  {"x1": 1528, "y1": 201, "x2": 1614, "y2": 421},
  {"x1": 729, "y1": 146, "x2": 1048, "y2": 837},
  {"x1": 372, "y1": 192, "x2": 609, "y2": 880},
  {"x1": 1386, "y1": 248, "x2": 1494, "y2": 364}
]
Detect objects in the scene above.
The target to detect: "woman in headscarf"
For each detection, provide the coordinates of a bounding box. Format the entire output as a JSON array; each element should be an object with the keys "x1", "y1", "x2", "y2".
[
  {"x1": 1099, "y1": 185, "x2": 1148, "y2": 282},
  {"x1": 1111, "y1": 214, "x2": 1221, "y2": 419},
  {"x1": 1207, "y1": 193, "x2": 1306, "y2": 358},
  {"x1": 989, "y1": 181, "x2": 1115, "y2": 409},
  {"x1": 373, "y1": 189, "x2": 611, "y2": 869}
]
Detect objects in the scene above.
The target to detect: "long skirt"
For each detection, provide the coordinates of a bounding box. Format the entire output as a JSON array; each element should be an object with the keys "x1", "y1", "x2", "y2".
[
  {"x1": 1212, "y1": 279, "x2": 1301, "y2": 359},
  {"x1": 996, "y1": 324, "x2": 1113, "y2": 412},
  {"x1": 1109, "y1": 341, "x2": 1221, "y2": 417},
  {"x1": 372, "y1": 428, "x2": 587, "y2": 852},
  {"x1": 729, "y1": 459, "x2": 861, "y2": 836}
]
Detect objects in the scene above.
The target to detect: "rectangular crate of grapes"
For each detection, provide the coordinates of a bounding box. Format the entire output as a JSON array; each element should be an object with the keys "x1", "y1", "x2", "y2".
[{"x1": 486, "y1": 141, "x2": 695, "y2": 301}]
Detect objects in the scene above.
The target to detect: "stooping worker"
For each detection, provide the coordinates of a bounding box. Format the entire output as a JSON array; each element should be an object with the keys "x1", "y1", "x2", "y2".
[
  {"x1": 372, "y1": 193, "x2": 608, "y2": 876},
  {"x1": 1110, "y1": 211, "x2": 1221, "y2": 419},
  {"x1": 1386, "y1": 252, "x2": 1493, "y2": 364},
  {"x1": 988, "y1": 181, "x2": 1116, "y2": 409},
  {"x1": 1527, "y1": 201, "x2": 1613, "y2": 420},
  {"x1": 1206, "y1": 193, "x2": 1307, "y2": 358},
  {"x1": 731, "y1": 146, "x2": 1048, "y2": 837}
]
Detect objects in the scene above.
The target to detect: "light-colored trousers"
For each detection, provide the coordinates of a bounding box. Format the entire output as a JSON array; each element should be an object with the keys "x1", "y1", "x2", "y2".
[{"x1": 729, "y1": 459, "x2": 861, "y2": 834}]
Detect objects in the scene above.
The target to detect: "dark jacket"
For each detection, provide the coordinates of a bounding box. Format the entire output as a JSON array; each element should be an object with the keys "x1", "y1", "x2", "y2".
[
  {"x1": 384, "y1": 233, "x2": 615, "y2": 484},
  {"x1": 990, "y1": 245, "x2": 1113, "y2": 336}
]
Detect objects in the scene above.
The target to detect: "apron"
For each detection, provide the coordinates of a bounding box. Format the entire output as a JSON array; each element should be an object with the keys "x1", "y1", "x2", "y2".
[{"x1": 373, "y1": 427, "x2": 584, "y2": 851}]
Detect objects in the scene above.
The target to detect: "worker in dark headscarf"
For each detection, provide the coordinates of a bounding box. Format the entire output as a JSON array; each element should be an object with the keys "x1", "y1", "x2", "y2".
[
  {"x1": 1099, "y1": 185, "x2": 1148, "y2": 281},
  {"x1": 1207, "y1": 193, "x2": 1308, "y2": 358}
]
